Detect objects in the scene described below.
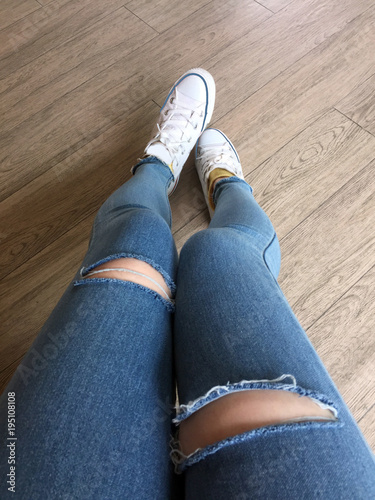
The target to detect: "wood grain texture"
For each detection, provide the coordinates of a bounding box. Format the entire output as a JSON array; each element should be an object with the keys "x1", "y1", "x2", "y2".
[
  {"x1": 211, "y1": 3, "x2": 375, "y2": 174},
  {"x1": 279, "y1": 159, "x2": 375, "y2": 330},
  {"x1": 36, "y1": 0, "x2": 57, "y2": 5},
  {"x1": 0, "y1": 0, "x2": 125, "y2": 67},
  {"x1": 336, "y1": 73, "x2": 375, "y2": 136},
  {"x1": 359, "y1": 406, "x2": 375, "y2": 450},
  {"x1": 0, "y1": 0, "x2": 40, "y2": 31},
  {"x1": 0, "y1": 6, "x2": 157, "y2": 131},
  {"x1": 308, "y1": 266, "x2": 375, "y2": 422},
  {"x1": 0, "y1": 0, "x2": 270, "y2": 203},
  {"x1": 125, "y1": 0, "x2": 212, "y2": 33},
  {"x1": 248, "y1": 109, "x2": 375, "y2": 239},
  {"x1": 0, "y1": 101, "x2": 158, "y2": 279},
  {"x1": 256, "y1": 0, "x2": 294, "y2": 13},
  {"x1": 154, "y1": 0, "x2": 374, "y2": 116}
]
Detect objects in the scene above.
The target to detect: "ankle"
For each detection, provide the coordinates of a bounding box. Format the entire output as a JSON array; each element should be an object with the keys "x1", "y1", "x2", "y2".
[{"x1": 207, "y1": 168, "x2": 235, "y2": 209}]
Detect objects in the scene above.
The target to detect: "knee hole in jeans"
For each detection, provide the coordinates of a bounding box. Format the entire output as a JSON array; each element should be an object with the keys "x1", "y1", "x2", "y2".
[
  {"x1": 178, "y1": 390, "x2": 337, "y2": 456},
  {"x1": 83, "y1": 258, "x2": 172, "y2": 300}
]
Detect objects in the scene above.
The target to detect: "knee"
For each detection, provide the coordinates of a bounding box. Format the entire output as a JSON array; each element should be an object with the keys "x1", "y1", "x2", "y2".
[
  {"x1": 179, "y1": 229, "x2": 235, "y2": 269},
  {"x1": 178, "y1": 389, "x2": 337, "y2": 456},
  {"x1": 82, "y1": 257, "x2": 172, "y2": 300}
]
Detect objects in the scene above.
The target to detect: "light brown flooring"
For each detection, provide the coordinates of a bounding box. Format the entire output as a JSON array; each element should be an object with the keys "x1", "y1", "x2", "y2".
[{"x1": 0, "y1": 0, "x2": 374, "y2": 449}]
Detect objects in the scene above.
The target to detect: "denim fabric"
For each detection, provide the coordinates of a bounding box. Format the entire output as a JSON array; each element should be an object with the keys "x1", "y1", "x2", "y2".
[{"x1": 0, "y1": 158, "x2": 374, "y2": 499}]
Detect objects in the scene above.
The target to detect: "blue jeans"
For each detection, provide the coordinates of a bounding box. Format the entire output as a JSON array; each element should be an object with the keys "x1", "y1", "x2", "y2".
[{"x1": 0, "y1": 157, "x2": 374, "y2": 499}]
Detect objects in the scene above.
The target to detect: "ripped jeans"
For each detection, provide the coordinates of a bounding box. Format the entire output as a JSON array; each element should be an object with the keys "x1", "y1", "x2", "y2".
[{"x1": 0, "y1": 158, "x2": 374, "y2": 499}]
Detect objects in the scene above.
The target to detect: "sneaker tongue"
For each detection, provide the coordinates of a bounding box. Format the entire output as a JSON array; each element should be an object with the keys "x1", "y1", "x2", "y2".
[
  {"x1": 164, "y1": 90, "x2": 204, "y2": 136},
  {"x1": 177, "y1": 89, "x2": 204, "y2": 108}
]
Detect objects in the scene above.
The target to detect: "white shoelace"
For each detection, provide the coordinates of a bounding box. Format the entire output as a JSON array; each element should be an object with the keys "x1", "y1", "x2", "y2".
[
  {"x1": 146, "y1": 88, "x2": 205, "y2": 158},
  {"x1": 196, "y1": 142, "x2": 241, "y2": 182}
]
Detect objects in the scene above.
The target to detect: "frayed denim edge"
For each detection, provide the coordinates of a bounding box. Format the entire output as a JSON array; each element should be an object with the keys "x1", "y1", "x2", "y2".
[
  {"x1": 79, "y1": 252, "x2": 176, "y2": 295},
  {"x1": 73, "y1": 278, "x2": 175, "y2": 313},
  {"x1": 131, "y1": 156, "x2": 174, "y2": 182},
  {"x1": 212, "y1": 176, "x2": 253, "y2": 207},
  {"x1": 170, "y1": 374, "x2": 340, "y2": 473},
  {"x1": 173, "y1": 375, "x2": 338, "y2": 422},
  {"x1": 170, "y1": 419, "x2": 342, "y2": 473}
]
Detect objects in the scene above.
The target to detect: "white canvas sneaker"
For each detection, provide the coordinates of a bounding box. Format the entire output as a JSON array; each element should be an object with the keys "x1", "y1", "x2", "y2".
[
  {"x1": 195, "y1": 128, "x2": 244, "y2": 217},
  {"x1": 141, "y1": 68, "x2": 215, "y2": 195}
]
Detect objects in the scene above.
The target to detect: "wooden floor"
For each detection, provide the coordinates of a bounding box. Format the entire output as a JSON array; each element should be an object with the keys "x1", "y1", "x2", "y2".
[{"x1": 0, "y1": 0, "x2": 374, "y2": 449}]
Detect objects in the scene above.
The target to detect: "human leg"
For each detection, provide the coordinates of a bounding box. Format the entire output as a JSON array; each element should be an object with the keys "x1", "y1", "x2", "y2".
[
  {"x1": 172, "y1": 129, "x2": 375, "y2": 498},
  {"x1": 0, "y1": 158, "x2": 179, "y2": 499},
  {"x1": 0, "y1": 67, "x2": 216, "y2": 499}
]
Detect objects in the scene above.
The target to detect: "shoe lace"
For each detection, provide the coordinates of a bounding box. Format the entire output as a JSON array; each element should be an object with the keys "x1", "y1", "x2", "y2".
[
  {"x1": 197, "y1": 143, "x2": 240, "y2": 181},
  {"x1": 146, "y1": 88, "x2": 204, "y2": 157}
]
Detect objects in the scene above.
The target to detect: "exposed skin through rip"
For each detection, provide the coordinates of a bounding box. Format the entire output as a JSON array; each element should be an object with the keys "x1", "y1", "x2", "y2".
[
  {"x1": 178, "y1": 389, "x2": 336, "y2": 455},
  {"x1": 84, "y1": 257, "x2": 172, "y2": 300}
]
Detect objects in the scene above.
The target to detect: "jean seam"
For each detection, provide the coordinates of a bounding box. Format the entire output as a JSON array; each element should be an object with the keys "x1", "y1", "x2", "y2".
[
  {"x1": 262, "y1": 231, "x2": 280, "y2": 284},
  {"x1": 132, "y1": 157, "x2": 173, "y2": 227}
]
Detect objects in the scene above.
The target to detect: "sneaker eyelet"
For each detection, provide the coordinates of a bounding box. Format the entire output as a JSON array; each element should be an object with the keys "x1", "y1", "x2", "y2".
[
  {"x1": 164, "y1": 110, "x2": 169, "y2": 116},
  {"x1": 194, "y1": 124, "x2": 198, "y2": 129}
]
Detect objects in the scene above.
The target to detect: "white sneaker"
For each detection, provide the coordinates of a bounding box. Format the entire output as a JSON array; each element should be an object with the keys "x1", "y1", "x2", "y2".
[
  {"x1": 195, "y1": 128, "x2": 244, "y2": 217},
  {"x1": 141, "y1": 68, "x2": 215, "y2": 195}
]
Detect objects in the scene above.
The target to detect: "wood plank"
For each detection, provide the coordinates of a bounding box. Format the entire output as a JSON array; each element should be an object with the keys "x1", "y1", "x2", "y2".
[
  {"x1": 154, "y1": 0, "x2": 374, "y2": 117},
  {"x1": 358, "y1": 406, "x2": 375, "y2": 451},
  {"x1": 336, "y1": 73, "x2": 375, "y2": 136},
  {"x1": 307, "y1": 266, "x2": 375, "y2": 422},
  {"x1": 256, "y1": 0, "x2": 294, "y2": 13},
  {"x1": 279, "y1": 159, "x2": 375, "y2": 330},
  {"x1": 3, "y1": 0, "x2": 373, "y2": 203},
  {"x1": 0, "y1": 0, "x2": 125, "y2": 68},
  {"x1": 209, "y1": 3, "x2": 375, "y2": 172},
  {"x1": 0, "y1": 0, "x2": 269, "y2": 130},
  {"x1": 0, "y1": 0, "x2": 40, "y2": 31},
  {"x1": 0, "y1": 101, "x2": 158, "y2": 279},
  {"x1": 174, "y1": 209, "x2": 209, "y2": 253},
  {"x1": 125, "y1": 0, "x2": 212, "y2": 33},
  {"x1": 0, "y1": 6, "x2": 157, "y2": 132},
  {"x1": 0, "y1": 0, "x2": 271, "y2": 202},
  {"x1": 248, "y1": 109, "x2": 375, "y2": 238},
  {"x1": 37, "y1": 0, "x2": 57, "y2": 5}
]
